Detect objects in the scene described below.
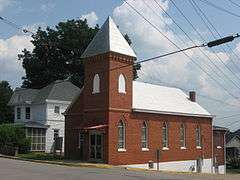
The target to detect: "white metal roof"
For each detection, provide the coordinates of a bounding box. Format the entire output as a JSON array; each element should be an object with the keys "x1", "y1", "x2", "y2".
[
  {"x1": 81, "y1": 16, "x2": 137, "y2": 58},
  {"x1": 132, "y1": 81, "x2": 212, "y2": 118}
]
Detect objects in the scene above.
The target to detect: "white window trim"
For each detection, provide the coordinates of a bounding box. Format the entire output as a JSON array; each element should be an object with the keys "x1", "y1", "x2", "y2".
[
  {"x1": 180, "y1": 146, "x2": 187, "y2": 150},
  {"x1": 118, "y1": 74, "x2": 126, "y2": 94},
  {"x1": 162, "y1": 147, "x2": 169, "y2": 151},
  {"x1": 92, "y1": 74, "x2": 100, "y2": 94},
  {"x1": 141, "y1": 148, "x2": 149, "y2": 151},
  {"x1": 196, "y1": 146, "x2": 202, "y2": 149},
  {"x1": 141, "y1": 121, "x2": 148, "y2": 149},
  {"x1": 117, "y1": 148, "x2": 126, "y2": 152},
  {"x1": 217, "y1": 146, "x2": 222, "y2": 149},
  {"x1": 118, "y1": 120, "x2": 126, "y2": 150}
]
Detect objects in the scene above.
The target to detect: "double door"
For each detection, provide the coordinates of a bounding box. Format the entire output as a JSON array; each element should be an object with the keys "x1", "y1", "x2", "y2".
[{"x1": 90, "y1": 133, "x2": 103, "y2": 161}]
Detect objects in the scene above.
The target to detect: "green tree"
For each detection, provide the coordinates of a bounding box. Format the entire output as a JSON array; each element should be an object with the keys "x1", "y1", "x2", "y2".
[
  {"x1": 0, "y1": 81, "x2": 13, "y2": 124},
  {"x1": 18, "y1": 19, "x2": 140, "y2": 89}
]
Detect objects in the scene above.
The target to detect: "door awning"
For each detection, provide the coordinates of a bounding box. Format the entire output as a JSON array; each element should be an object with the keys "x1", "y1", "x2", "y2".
[{"x1": 75, "y1": 124, "x2": 108, "y2": 130}]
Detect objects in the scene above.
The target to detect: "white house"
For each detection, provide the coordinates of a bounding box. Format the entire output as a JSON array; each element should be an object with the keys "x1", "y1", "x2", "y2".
[{"x1": 8, "y1": 80, "x2": 80, "y2": 153}]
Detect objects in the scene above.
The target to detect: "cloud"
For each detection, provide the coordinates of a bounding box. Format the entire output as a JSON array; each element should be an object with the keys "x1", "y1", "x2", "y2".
[
  {"x1": 80, "y1": 11, "x2": 98, "y2": 28},
  {"x1": 0, "y1": 35, "x2": 33, "y2": 88},
  {"x1": 113, "y1": 0, "x2": 240, "y2": 127},
  {"x1": 0, "y1": 0, "x2": 12, "y2": 11},
  {"x1": 40, "y1": 2, "x2": 55, "y2": 13}
]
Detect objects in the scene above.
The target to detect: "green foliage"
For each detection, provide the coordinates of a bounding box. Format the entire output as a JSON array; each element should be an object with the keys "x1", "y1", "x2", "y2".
[
  {"x1": 17, "y1": 152, "x2": 63, "y2": 161},
  {"x1": 228, "y1": 157, "x2": 240, "y2": 169},
  {"x1": 0, "y1": 124, "x2": 31, "y2": 153},
  {"x1": 18, "y1": 19, "x2": 140, "y2": 89},
  {"x1": 0, "y1": 81, "x2": 13, "y2": 124}
]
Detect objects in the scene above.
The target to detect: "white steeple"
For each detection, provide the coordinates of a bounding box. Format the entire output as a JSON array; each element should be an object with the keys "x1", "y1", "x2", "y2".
[{"x1": 81, "y1": 16, "x2": 136, "y2": 58}]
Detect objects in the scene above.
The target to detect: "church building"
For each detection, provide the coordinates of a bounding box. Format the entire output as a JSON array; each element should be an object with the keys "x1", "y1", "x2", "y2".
[{"x1": 64, "y1": 17, "x2": 225, "y2": 174}]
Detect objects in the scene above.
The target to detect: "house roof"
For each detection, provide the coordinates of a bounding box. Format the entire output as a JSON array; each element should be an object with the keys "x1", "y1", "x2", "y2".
[
  {"x1": 132, "y1": 81, "x2": 212, "y2": 118},
  {"x1": 226, "y1": 129, "x2": 240, "y2": 143},
  {"x1": 213, "y1": 126, "x2": 228, "y2": 131},
  {"x1": 8, "y1": 80, "x2": 80, "y2": 105},
  {"x1": 81, "y1": 16, "x2": 136, "y2": 58}
]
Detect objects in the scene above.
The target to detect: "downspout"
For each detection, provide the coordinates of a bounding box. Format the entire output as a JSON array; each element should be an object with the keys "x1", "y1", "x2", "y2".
[{"x1": 224, "y1": 131, "x2": 227, "y2": 174}]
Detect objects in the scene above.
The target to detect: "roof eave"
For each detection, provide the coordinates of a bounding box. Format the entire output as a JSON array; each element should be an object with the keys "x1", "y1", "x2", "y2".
[{"x1": 132, "y1": 108, "x2": 214, "y2": 118}]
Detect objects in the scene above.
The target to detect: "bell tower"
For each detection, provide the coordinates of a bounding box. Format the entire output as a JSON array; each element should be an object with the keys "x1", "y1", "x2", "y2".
[{"x1": 81, "y1": 16, "x2": 137, "y2": 111}]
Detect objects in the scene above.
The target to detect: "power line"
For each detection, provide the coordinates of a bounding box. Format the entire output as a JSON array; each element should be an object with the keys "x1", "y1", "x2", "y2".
[
  {"x1": 191, "y1": 0, "x2": 240, "y2": 76},
  {"x1": 218, "y1": 113, "x2": 240, "y2": 120},
  {"x1": 228, "y1": 0, "x2": 240, "y2": 9},
  {"x1": 123, "y1": 0, "x2": 240, "y2": 101},
  {"x1": 152, "y1": 0, "x2": 240, "y2": 92},
  {"x1": 198, "y1": 0, "x2": 240, "y2": 18}
]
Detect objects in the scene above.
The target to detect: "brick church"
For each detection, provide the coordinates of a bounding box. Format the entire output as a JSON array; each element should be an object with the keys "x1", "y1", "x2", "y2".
[{"x1": 64, "y1": 17, "x2": 226, "y2": 174}]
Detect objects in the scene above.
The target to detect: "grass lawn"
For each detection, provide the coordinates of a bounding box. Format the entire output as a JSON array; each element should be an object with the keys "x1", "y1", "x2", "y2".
[
  {"x1": 17, "y1": 152, "x2": 63, "y2": 161},
  {"x1": 227, "y1": 168, "x2": 240, "y2": 174}
]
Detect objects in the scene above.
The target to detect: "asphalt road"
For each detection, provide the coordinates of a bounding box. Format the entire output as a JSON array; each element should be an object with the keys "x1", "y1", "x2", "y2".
[{"x1": 0, "y1": 158, "x2": 239, "y2": 180}]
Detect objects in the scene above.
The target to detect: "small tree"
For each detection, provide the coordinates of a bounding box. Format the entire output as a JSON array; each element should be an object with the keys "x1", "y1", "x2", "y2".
[{"x1": 0, "y1": 124, "x2": 31, "y2": 154}]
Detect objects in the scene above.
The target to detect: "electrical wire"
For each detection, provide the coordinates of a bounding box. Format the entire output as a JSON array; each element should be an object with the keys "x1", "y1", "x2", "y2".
[
  {"x1": 228, "y1": 0, "x2": 240, "y2": 9},
  {"x1": 123, "y1": 0, "x2": 240, "y2": 101},
  {"x1": 198, "y1": 0, "x2": 240, "y2": 18},
  {"x1": 191, "y1": 0, "x2": 240, "y2": 76},
  {"x1": 153, "y1": 0, "x2": 240, "y2": 91}
]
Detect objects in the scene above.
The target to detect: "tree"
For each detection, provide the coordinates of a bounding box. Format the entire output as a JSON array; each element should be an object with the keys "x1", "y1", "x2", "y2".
[
  {"x1": 0, "y1": 81, "x2": 13, "y2": 124},
  {"x1": 19, "y1": 19, "x2": 140, "y2": 89}
]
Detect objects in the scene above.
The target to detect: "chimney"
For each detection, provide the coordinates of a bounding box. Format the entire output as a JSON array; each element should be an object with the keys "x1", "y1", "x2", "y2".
[{"x1": 189, "y1": 91, "x2": 196, "y2": 102}]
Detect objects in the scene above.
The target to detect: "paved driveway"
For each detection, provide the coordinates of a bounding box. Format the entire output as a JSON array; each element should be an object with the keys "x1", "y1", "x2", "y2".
[{"x1": 0, "y1": 158, "x2": 239, "y2": 180}]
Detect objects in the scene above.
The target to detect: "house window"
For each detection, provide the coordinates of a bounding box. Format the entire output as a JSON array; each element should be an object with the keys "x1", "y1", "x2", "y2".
[
  {"x1": 162, "y1": 122, "x2": 168, "y2": 148},
  {"x1": 196, "y1": 125, "x2": 201, "y2": 148},
  {"x1": 215, "y1": 132, "x2": 221, "y2": 148},
  {"x1": 118, "y1": 74, "x2": 126, "y2": 93},
  {"x1": 54, "y1": 129, "x2": 59, "y2": 140},
  {"x1": 118, "y1": 120, "x2": 125, "y2": 150},
  {"x1": 78, "y1": 133, "x2": 84, "y2": 149},
  {"x1": 141, "y1": 121, "x2": 148, "y2": 149},
  {"x1": 180, "y1": 123, "x2": 186, "y2": 148},
  {"x1": 54, "y1": 106, "x2": 60, "y2": 114},
  {"x1": 25, "y1": 107, "x2": 30, "y2": 119},
  {"x1": 26, "y1": 128, "x2": 46, "y2": 151},
  {"x1": 17, "y1": 107, "x2": 21, "y2": 119},
  {"x1": 92, "y1": 74, "x2": 100, "y2": 94}
]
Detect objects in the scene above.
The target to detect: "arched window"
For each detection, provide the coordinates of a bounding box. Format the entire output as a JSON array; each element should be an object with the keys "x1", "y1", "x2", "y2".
[
  {"x1": 141, "y1": 121, "x2": 148, "y2": 149},
  {"x1": 118, "y1": 120, "x2": 125, "y2": 149},
  {"x1": 180, "y1": 123, "x2": 186, "y2": 148},
  {"x1": 196, "y1": 125, "x2": 201, "y2": 147},
  {"x1": 92, "y1": 74, "x2": 100, "y2": 94},
  {"x1": 162, "y1": 122, "x2": 168, "y2": 148},
  {"x1": 118, "y1": 74, "x2": 126, "y2": 93}
]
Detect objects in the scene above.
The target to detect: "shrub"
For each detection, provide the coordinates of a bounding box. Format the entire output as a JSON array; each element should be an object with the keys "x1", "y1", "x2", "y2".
[
  {"x1": 228, "y1": 157, "x2": 240, "y2": 169},
  {"x1": 0, "y1": 123, "x2": 31, "y2": 154}
]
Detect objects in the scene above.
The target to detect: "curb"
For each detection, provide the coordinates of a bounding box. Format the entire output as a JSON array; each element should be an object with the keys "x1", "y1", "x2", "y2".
[{"x1": 0, "y1": 154, "x2": 113, "y2": 169}]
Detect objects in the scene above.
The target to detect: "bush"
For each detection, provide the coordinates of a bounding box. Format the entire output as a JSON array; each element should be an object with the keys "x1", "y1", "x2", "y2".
[
  {"x1": 0, "y1": 123, "x2": 31, "y2": 154},
  {"x1": 228, "y1": 157, "x2": 240, "y2": 169},
  {"x1": 17, "y1": 152, "x2": 63, "y2": 161}
]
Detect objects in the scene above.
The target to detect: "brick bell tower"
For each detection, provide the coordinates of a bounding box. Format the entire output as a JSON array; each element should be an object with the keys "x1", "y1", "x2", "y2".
[{"x1": 81, "y1": 16, "x2": 137, "y2": 111}]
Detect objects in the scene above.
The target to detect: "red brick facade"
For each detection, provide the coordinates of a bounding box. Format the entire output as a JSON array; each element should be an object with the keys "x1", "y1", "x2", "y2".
[
  {"x1": 64, "y1": 51, "x2": 215, "y2": 166},
  {"x1": 213, "y1": 129, "x2": 226, "y2": 166}
]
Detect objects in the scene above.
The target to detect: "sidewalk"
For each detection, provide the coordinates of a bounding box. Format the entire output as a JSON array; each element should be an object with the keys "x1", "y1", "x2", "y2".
[{"x1": 0, "y1": 154, "x2": 113, "y2": 169}]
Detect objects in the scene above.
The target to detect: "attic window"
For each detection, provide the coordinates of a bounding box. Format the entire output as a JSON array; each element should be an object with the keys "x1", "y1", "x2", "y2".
[
  {"x1": 54, "y1": 106, "x2": 60, "y2": 114},
  {"x1": 118, "y1": 74, "x2": 126, "y2": 93},
  {"x1": 92, "y1": 74, "x2": 100, "y2": 94}
]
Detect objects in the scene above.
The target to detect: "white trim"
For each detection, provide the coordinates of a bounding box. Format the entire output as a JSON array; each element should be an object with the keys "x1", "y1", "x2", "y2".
[
  {"x1": 162, "y1": 147, "x2": 169, "y2": 150},
  {"x1": 196, "y1": 146, "x2": 202, "y2": 149},
  {"x1": 118, "y1": 148, "x2": 126, "y2": 152},
  {"x1": 180, "y1": 147, "x2": 187, "y2": 150},
  {"x1": 141, "y1": 148, "x2": 149, "y2": 151},
  {"x1": 217, "y1": 146, "x2": 222, "y2": 149},
  {"x1": 132, "y1": 108, "x2": 214, "y2": 118},
  {"x1": 45, "y1": 99, "x2": 71, "y2": 104}
]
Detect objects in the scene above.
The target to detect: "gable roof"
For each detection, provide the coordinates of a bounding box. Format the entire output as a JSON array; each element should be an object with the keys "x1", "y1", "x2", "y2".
[
  {"x1": 226, "y1": 129, "x2": 240, "y2": 144},
  {"x1": 8, "y1": 80, "x2": 80, "y2": 105},
  {"x1": 132, "y1": 81, "x2": 212, "y2": 118},
  {"x1": 81, "y1": 16, "x2": 136, "y2": 58}
]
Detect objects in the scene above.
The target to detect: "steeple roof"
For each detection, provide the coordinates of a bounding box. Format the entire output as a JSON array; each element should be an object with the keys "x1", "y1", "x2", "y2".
[{"x1": 81, "y1": 16, "x2": 136, "y2": 58}]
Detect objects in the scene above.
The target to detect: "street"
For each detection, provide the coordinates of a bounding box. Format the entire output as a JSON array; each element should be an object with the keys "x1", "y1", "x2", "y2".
[{"x1": 0, "y1": 158, "x2": 239, "y2": 180}]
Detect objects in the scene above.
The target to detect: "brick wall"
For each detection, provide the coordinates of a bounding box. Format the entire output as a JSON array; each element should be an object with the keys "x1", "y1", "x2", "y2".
[{"x1": 213, "y1": 130, "x2": 226, "y2": 166}]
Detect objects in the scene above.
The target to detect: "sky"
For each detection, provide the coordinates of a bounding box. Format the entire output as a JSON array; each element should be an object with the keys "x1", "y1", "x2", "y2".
[{"x1": 0, "y1": 0, "x2": 240, "y2": 130}]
